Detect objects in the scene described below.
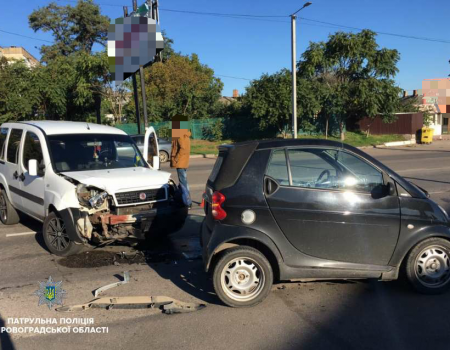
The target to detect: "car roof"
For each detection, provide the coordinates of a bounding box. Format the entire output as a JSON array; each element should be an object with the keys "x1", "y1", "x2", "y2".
[
  {"x1": 220, "y1": 139, "x2": 353, "y2": 151},
  {"x1": 219, "y1": 138, "x2": 427, "y2": 199},
  {"x1": 1, "y1": 121, "x2": 127, "y2": 136}
]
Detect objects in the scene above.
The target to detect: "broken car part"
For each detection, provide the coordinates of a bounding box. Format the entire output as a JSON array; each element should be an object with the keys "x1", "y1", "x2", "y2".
[
  {"x1": 94, "y1": 271, "x2": 130, "y2": 298},
  {"x1": 56, "y1": 296, "x2": 206, "y2": 314}
]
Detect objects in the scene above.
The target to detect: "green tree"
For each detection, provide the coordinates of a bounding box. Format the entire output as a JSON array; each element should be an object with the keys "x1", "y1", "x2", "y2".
[
  {"x1": 0, "y1": 58, "x2": 41, "y2": 123},
  {"x1": 29, "y1": 0, "x2": 109, "y2": 62},
  {"x1": 298, "y1": 30, "x2": 402, "y2": 140},
  {"x1": 125, "y1": 53, "x2": 223, "y2": 122}
]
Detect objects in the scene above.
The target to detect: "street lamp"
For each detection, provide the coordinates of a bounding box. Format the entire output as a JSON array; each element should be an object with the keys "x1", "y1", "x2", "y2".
[{"x1": 291, "y1": 2, "x2": 312, "y2": 139}]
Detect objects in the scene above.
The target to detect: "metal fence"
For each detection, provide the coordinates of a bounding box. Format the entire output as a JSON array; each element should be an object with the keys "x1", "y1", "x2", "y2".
[{"x1": 115, "y1": 118, "x2": 224, "y2": 140}]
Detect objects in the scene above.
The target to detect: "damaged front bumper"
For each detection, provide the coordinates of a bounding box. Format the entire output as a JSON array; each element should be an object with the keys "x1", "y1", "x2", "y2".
[{"x1": 64, "y1": 204, "x2": 188, "y2": 244}]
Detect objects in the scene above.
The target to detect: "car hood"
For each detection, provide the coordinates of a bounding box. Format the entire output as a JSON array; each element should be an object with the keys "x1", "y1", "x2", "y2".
[{"x1": 61, "y1": 167, "x2": 171, "y2": 193}]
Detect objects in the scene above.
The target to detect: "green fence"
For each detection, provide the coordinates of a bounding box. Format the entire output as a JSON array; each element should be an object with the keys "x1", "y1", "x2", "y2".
[
  {"x1": 115, "y1": 118, "x2": 226, "y2": 140},
  {"x1": 115, "y1": 116, "x2": 343, "y2": 141}
]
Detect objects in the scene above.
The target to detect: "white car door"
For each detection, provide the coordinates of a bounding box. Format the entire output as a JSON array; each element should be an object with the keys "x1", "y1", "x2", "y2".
[
  {"x1": 19, "y1": 128, "x2": 47, "y2": 220},
  {"x1": 143, "y1": 127, "x2": 160, "y2": 170},
  {"x1": 4, "y1": 128, "x2": 25, "y2": 211}
]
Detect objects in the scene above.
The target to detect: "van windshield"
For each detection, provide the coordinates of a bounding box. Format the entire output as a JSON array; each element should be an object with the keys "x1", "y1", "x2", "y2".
[{"x1": 48, "y1": 134, "x2": 146, "y2": 172}]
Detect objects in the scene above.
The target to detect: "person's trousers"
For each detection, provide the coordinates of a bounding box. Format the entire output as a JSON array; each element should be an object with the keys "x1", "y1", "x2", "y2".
[{"x1": 177, "y1": 168, "x2": 192, "y2": 206}]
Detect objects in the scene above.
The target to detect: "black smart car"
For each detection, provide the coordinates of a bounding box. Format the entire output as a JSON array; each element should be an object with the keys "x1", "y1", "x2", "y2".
[{"x1": 201, "y1": 139, "x2": 450, "y2": 307}]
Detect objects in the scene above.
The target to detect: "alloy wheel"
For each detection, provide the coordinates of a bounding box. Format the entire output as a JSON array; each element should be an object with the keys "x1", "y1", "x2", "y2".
[
  {"x1": 220, "y1": 257, "x2": 265, "y2": 302},
  {"x1": 46, "y1": 217, "x2": 70, "y2": 252},
  {"x1": 159, "y1": 151, "x2": 168, "y2": 163},
  {"x1": 415, "y1": 245, "x2": 450, "y2": 288}
]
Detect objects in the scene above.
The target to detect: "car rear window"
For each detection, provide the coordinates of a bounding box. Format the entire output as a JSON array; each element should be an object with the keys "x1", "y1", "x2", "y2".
[
  {"x1": 208, "y1": 155, "x2": 224, "y2": 183},
  {"x1": 0, "y1": 128, "x2": 8, "y2": 161},
  {"x1": 6, "y1": 129, "x2": 23, "y2": 164},
  {"x1": 266, "y1": 149, "x2": 289, "y2": 186}
]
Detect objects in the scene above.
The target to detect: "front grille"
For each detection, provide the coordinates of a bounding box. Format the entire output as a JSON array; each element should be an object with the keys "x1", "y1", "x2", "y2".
[{"x1": 115, "y1": 188, "x2": 166, "y2": 205}]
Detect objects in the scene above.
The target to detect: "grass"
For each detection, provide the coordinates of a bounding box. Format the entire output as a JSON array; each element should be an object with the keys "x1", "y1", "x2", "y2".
[
  {"x1": 191, "y1": 139, "x2": 232, "y2": 155},
  {"x1": 190, "y1": 132, "x2": 406, "y2": 155}
]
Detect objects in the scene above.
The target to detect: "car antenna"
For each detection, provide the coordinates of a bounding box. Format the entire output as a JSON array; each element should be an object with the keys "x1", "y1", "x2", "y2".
[{"x1": 86, "y1": 123, "x2": 90, "y2": 130}]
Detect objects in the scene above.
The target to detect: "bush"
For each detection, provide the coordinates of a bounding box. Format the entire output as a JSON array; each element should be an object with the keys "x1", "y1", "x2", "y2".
[
  {"x1": 202, "y1": 119, "x2": 223, "y2": 141},
  {"x1": 157, "y1": 125, "x2": 171, "y2": 139}
]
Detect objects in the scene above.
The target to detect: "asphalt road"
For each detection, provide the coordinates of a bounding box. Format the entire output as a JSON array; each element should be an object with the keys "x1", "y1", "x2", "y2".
[{"x1": 2, "y1": 141, "x2": 450, "y2": 350}]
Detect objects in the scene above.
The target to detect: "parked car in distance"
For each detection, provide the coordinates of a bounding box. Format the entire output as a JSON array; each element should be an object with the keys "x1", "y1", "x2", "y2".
[
  {"x1": 0, "y1": 121, "x2": 187, "y2": 257},
  {"x1": 131, "y1": 134, "x2": 171, "y2": 163},
  {"x1": 202, "y1": 139, "x2": 450, "y2": 307}
]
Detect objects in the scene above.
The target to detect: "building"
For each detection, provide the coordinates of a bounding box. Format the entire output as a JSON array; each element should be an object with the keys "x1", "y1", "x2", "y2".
[
  {"x1": 219, "y1": 89, "x2": 240, "y2": 105},
  {"x1": 419, "y1": 78, "x2": 450, "y2": 136},
  {"x1": 0, "y1": 46, "x2": 39, "y2": 68}
]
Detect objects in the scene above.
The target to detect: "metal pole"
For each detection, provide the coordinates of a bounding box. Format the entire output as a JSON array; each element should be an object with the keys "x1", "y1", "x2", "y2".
[
  {"x1": 132, "y1": 74, "x2": 141, "y2": 134},
  {"x1": 139, "y1": 66, "x2": 148, "y2": 129},
  {"x1": 124, "y1": 5, "x2": 141, "y2": 134},
  {"x1": 291, "y1": 15, "x2": 297, "y2": 139}
]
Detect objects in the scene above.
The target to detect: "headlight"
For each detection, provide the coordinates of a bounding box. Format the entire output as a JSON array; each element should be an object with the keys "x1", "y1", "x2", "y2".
[
  {"x1": 89, "y1": 191, "x2": 108, "y2": 208},
  {"x1": 76, "y1": 184, "x2": 108, "y2": 209}
]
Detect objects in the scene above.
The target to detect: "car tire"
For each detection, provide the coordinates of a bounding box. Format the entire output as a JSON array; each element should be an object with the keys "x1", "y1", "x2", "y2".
[
  {"x1": 213, "y1": 246, "x2": 273, "y2": 307},
  {"x1": 159, "y1": 151, "x2": 169, "y2": 163},
  {"x1": 43, "y1": 211, "x2": 83, "y2": 256},
  {"x1": 0, "y1": 189, "x2": 20, "y2": 225},
  {"x1": 406, "y1": 237, "x2": 450, "y2": 294}
]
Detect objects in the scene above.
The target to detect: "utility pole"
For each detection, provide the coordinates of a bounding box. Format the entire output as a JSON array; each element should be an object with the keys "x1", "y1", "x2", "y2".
[
  {"x1": 291, "y1": 15, "x2": 297, "y2": 139},
  {"x1": 290, "y1": 2, "x2": 312, "y2": 139}
]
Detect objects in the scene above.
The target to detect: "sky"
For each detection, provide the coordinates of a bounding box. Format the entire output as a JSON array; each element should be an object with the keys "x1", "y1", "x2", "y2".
[{"x1": 0, "y1": 0, "x2": 449, "y2": 97}]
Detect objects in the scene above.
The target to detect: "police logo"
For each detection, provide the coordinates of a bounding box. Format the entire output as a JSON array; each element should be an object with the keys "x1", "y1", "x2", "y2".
[
  {"x1": 34, "y1": 276, "x2": 66, "y2": 309},
  {"x1": 139, "y1": 192, "x2": 147, "y2": 200}
]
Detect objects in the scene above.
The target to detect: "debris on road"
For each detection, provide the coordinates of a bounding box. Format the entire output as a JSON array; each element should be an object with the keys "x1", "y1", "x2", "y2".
[
  {"x1": 56, "y1": 296, "x2": 206, "y2": 314},
  {"x1": 94, "y1": 271, "x2": 130, "y2": 298}
]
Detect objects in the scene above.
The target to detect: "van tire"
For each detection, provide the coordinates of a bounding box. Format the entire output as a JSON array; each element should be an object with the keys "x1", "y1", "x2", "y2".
[
  {"x1": 0, "y1": 189, "x2": 20, "y2": 225},
  {"x1": 43, "y1": 211, "x2": 83, "y2": 256},
  {"x1": 213, "y1": 246, "x2": 273, "y2": 307},
  {"x1": 406, "y1": 237, "x2": 450, "y2": 294}
]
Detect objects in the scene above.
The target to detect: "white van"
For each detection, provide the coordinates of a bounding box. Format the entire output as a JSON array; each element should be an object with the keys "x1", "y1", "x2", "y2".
[{"x1": 0, "y1": 121, "x2": 187, "y2": 256}]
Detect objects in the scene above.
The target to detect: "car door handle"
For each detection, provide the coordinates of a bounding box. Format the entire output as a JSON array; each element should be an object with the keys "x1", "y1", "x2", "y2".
[
  {"x1": 19, "y1": 173, "x2": 26, "y2": 181},
  {"x1": 13, "y1": 171, "x2": 19, "y2": 180}
]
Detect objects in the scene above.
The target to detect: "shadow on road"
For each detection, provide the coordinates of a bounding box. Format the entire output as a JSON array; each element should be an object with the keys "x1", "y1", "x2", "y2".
[
  {"x1": 146, "y1": 215, "x2": 220, "y2": 305},
  {"x1": 276, "y1": 276, "x2": 450, "y2": 350},
  {"x1": 0, "y1": 315, "x2": 15, "y2": 350}
]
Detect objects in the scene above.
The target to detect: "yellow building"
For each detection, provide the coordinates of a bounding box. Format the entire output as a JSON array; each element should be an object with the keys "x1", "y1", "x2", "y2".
[{"x1": 0, "y1": 46, "x2": 39, "y2": 68}]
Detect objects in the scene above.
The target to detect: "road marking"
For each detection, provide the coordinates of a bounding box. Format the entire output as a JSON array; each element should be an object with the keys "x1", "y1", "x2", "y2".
[{"x1": 5, "y1": 231, "x2": 39, "y2": 237}]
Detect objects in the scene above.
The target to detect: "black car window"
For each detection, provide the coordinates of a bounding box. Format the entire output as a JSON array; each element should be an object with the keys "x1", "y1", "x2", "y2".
[
  {"x1": 23, "y1": 132, "x2": 44, "y2": 173},
  {"x1": 6, "y1": 129, "x2": 23, "y2": 164},
  {"x1": 288, "y1": 149, "x2": 337, "y2": 189},
  {"x1": 331, "y1": 150, "x2": 384, "y2": 193},
  {"x1": 266, "y1": 149, "x2": 289, "y2": 186},
  {"x1": 0, "y1": 128, "x2": 8, "y2": 160}
]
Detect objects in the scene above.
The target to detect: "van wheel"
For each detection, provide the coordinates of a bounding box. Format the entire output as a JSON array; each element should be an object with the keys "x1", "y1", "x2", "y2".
[
  {"x1": 213, "y1": 246, "x2": 273, "y2": 307},
  {"x1": 43, "y1": 212, "x2": 83, "y2": 256},
  {"x1": 406, "y1": 238, "x2": 450, "y2": 294},
  {"x1": 0, "y1": 189, "x2": 20, "y2": 225}
]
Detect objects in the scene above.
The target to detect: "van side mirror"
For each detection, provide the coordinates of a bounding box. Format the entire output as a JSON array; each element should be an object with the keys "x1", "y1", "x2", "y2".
[
  {"x1": 153, "y1": 155, "x2": 160, "y2": 170},
  {"x1": 28, "y1": 159, "x2": 38, "y2": 176}
]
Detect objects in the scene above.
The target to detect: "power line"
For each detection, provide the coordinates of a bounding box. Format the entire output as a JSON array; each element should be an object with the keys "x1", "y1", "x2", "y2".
[
  {"x1": 298, "y1": 17, "x2": 450, "y2": 44},
  {"x1": 5, "y1": 1, "x2": 450, "y2": 45},
  {"x1": 216, "y1": 74, "x2": 252, "y2": 81},
  {"x1": 0, "y1": 29, "x2": 53, "y2": 43}
]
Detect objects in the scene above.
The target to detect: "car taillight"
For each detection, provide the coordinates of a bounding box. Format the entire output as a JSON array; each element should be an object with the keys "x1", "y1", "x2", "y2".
[{"x1": 211, "y1": 191, "x2": 226, "y2": 220}]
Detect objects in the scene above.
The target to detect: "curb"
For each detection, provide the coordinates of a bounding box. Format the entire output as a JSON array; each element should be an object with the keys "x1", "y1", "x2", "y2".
[
  {"x1": 190, "y1": 154, "x2": 218, "y2": 159},
  {"x1": 376, "y1": 140, "x2": 416, "y2": 148}
]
